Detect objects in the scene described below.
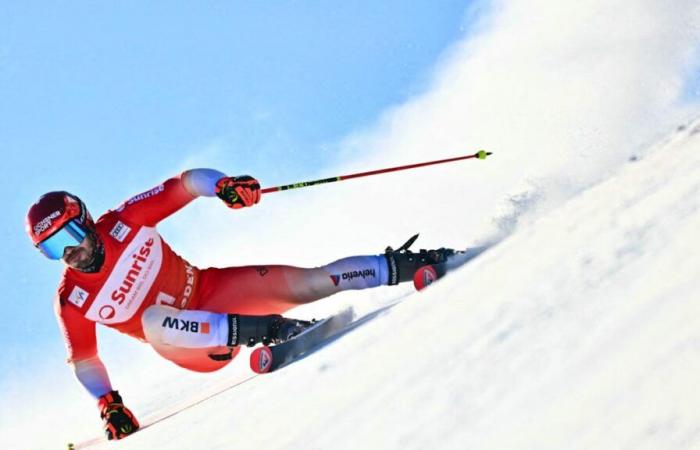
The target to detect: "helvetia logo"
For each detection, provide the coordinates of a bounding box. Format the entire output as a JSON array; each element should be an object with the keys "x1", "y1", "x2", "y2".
[
  {"x1": 330, "y1": 269, "x2": 376, "y2": 286},
  {"x1": 161, "y1": 317, "x2": 210, "y2": 334}
]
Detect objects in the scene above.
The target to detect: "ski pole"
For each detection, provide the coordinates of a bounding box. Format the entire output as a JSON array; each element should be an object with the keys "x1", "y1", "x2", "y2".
[{"x1": 261, "y1": 150, "x2": 492, "y2": 194}]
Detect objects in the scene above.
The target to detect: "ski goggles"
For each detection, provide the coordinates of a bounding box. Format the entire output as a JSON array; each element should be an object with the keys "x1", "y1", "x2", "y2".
[{"x1": 36, "y1": 220, "x2": 88, "y2": 260}]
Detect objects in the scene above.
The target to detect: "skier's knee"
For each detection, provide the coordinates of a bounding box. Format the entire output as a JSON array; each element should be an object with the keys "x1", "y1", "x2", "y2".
[
  {"x1": 142, "y1": 305, "x2": 229, "y2": 349},
  {"x1": 142, "y1": 305, "x2": 239, "y2": 373},
  {"x1": 142, "y1": 305, "x2": 178, "y2": 345}
]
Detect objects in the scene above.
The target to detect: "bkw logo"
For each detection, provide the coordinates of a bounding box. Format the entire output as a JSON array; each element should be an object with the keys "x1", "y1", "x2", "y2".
[{"x1": 161, "y1": 317, "x2": 210, "y2": 334}]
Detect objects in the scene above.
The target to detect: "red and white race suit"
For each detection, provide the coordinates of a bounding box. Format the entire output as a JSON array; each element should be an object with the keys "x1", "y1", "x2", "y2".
[{"x1": 54, "y1": 172, "x2": 388, "y2": 397}]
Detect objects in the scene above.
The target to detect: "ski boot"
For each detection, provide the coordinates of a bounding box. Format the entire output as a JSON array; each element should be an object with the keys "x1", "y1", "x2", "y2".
[
  {"x1": 228, "y1": 314, "x2": 313, "y2": 347},
  {"x1": 384, "y1": 234, "x2": 460, "y2": 290},
  {"x1": 269, "y1": 316, "x2": 314, "y2": 344}
]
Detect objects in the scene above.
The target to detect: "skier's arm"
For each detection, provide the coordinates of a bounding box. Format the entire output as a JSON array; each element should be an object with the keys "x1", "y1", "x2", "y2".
[
  {"x1": 118, "y1": 169, "x2": 260, "y2": 226},
  {"x1": 181, "y1": 168, "x2": 227, "y2": 197},
  {"x1": 55, "y1": 300, "x2": 139, "y2": 440},
  {"x1": 182, "y1": 168, "x2": 262, "y2": 209},
  {"x1": 54, "y1": 299, "x2": 112, "y2": 397},
  {"x1": 117, "y1": 174, "x2": 197, "y2": 227}
]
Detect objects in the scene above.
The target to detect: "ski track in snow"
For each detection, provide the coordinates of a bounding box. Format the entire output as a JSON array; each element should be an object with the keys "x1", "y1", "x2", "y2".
[{"x1": 69, "y1": 118, "x2": 699, "y2": 450}]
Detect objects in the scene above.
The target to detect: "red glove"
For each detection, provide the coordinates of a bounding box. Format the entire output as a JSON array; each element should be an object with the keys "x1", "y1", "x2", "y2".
[
  {"x1": 97, "y1": 390, "x2": 140, "y2": 440},
  {"x1": 215, "y1": 175, "x2": 262, "y2": 209}
]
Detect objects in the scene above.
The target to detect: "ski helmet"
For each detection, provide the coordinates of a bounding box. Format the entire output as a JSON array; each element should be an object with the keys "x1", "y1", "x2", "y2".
[{"x1": 26, "y1": 191, "x2": 94, "y2": 259}]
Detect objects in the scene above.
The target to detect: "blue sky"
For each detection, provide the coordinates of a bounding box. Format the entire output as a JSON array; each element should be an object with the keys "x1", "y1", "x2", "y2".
[{"x1": 0, "y1": 2, "x2": 476, "y2": 377}]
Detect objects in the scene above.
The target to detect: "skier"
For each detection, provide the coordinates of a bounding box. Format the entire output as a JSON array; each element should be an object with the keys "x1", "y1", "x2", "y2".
[{"x1": 26, "y1": 169, "x2": 457, "y2": 440}]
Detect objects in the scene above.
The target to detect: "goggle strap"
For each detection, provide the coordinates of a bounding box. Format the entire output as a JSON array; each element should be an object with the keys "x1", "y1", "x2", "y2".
[{"x1": 64, "y1": 220, "x2": 88, "y2": 241}]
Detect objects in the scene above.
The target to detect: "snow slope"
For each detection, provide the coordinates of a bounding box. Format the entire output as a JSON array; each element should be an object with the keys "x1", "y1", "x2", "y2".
[{"x1": 73, "y1": 118, "x2": 699, "y2": 449}]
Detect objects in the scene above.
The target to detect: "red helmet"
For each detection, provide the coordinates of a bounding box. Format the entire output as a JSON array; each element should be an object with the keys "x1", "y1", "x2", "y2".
[{"x1": 26, "y1": 192, "x2": 94, "y2": 258}]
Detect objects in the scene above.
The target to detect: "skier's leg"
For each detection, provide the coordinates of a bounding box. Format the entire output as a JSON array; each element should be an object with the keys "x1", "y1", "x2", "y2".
[
  {"x1": 142, "y1": 305, "x2": 237, "y2": 372},
  {"x1": 194, "y1": 236, "x2": 462, "y2": 316},
  {"x1": 143, "y1": 305, "x2": 230, "y2": 349},
  {"x1": 195, "y1": 255, "x2": 390, "y2": 315},
  {"x1": 141, "y1": 305, "x2": 312, "y2": 371}
]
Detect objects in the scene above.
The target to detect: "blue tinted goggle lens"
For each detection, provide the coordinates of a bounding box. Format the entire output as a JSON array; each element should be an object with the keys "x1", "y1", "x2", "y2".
[{"x1": 37, "y1": 220, "x2": 88, "y2": 260}]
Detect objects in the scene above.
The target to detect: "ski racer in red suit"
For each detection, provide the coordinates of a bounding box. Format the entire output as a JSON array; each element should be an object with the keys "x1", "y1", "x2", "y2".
[{"x1": 26, "y1": 168, "x2": 457, "y2": 440}]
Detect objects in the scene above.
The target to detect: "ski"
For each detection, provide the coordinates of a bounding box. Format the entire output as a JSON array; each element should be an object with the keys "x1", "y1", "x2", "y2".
[{"x1": 250, "y1": 307, "x2": 354, "y2": 374}]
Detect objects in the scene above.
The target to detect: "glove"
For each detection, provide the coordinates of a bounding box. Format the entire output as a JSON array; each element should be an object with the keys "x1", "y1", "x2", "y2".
[
  {"x1": 97, "y1": 390, "x2": 140, "y2": 440},
  {"x1": 215, "y1": 175, "x2": 262, "y2": 209}
]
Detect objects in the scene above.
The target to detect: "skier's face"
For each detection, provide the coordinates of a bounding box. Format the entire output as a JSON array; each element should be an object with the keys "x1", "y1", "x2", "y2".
[{"x1": 62, "y1": 232, "x2": 99, "y2": 270}]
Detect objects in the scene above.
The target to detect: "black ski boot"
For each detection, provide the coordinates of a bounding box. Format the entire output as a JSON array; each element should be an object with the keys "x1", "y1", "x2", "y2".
[
  {"x1": 227, "y1": 314, "x2": 313, "y2": 347},
  {"x1": 269, "y1": 316, "x2": 314, "y2": 344},
  {"x1": 384, "y1": 233, "x2": 458, "y2": 286}
]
